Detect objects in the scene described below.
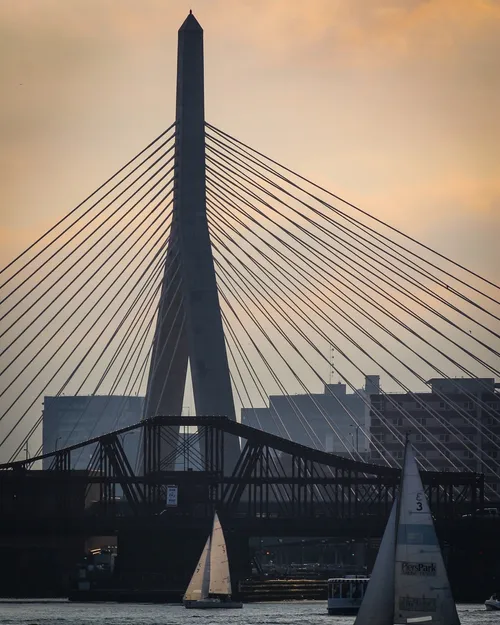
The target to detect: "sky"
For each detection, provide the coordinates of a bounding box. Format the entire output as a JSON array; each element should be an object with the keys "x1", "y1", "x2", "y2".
[
  {"x1": 0, "y1": 0, "x2": 499, "y2": 460},
  {"x1": 1, "y1": 0, "x2": 499, "y2": 278}
]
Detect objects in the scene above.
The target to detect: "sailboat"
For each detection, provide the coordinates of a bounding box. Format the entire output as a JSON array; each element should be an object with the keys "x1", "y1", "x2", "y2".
[
  {"x1": 355, "y1": 438, "x2": 460, "y2": 625},
  {"x1": 183, "y1": 512, "x2": 243, "y2": 609}
]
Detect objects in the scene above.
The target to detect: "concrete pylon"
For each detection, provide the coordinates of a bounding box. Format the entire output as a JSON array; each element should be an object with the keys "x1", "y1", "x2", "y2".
[{"x1": 143, "y1": 12, "x2": 239, "y2": 473}]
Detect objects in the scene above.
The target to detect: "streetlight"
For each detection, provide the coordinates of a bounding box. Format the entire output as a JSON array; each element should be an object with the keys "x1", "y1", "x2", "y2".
[{"x1": 349, "y1": 425, "x2": 359, "y2": 454}]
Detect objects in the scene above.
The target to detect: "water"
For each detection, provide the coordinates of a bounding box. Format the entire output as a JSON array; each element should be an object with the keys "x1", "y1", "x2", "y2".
[{"x1": 0, "y1": 601, "x2": 494, "y2": 625}]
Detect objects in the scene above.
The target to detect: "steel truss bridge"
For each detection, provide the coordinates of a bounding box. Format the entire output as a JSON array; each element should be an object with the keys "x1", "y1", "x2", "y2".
[
  {"x1": 0, "y1": 416, "x2": 483, "y2": 534},
  {"x1": 0, "y1": 10, "x2": 499, "y2": 601}
]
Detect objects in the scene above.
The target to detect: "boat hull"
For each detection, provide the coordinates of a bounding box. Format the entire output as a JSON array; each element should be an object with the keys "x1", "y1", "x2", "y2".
[
  {"x1": 184, "y1": 599, "x2": 243, "y2": 609},
  {"x1": 486, "y1": 599, "x2": 500, "y2": 610},
  {"x1": 327, "y1": 607, "x2": 360, "y2": 616}
]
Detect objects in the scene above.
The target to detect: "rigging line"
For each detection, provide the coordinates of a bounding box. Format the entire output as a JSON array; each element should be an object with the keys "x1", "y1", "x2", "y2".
[
  {"x1": 216, "y1": 275, "x2": 323, "y2": 452},
  {"x1": 206, "y1": 142, "x2": 500, "y2": 328},
  {"x1": 221, "y1": 307, "x2": 292, "y2": 440},
  {"x1": 210, "y1": 208, "x2": 500, "y2": 485},
  {"x1": 206, "y1": 132, "x2": 500, "y2": 317},
  {"x1": 207, "y1": 160, "x2": 500, "y2": 353},
  {"x1": 0, "y1": 149, "x2": 175, "y2": 312},
  {"x1": 209, "y1": 196, "x2": 500, "y2": 426},
  {"x1": 205, "y1": 173, "x2": 500, "y2": 377},
  {"x1": 0, "y1": 123, "x2": 176, "y2": 281},
  {"x1": 211, "y1": 219, "x2": 402, "y2": 468},
  {"x1": 205, "y1": 123, "x2": 500, "y2": 297},
  {"x1": 0, "y1": 195, "x2": 174, "y2": 378},
  {"x1": 0, "y1": 159, "x2": 175, "y2": 330},
  {"x1": 70, "y1": 275, "x2": 165, "y2": 468},
  {"x1": 210, "y1": 211, "x2": 500, "y2": 478},
  {"x1": 214, "y1": 246, "x2": 362, "y2": 462},
  {"x1": 0, "y1": 231, "x2": 170, "y2": 447}
]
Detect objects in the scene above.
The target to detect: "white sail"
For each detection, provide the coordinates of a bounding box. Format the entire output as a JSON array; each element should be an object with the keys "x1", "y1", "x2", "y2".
[
  {"x1": 354, "y1": 498, "x2": 398, "y2": 625},
  {"x1": 184, "y1": 536, "x2": 211, "y2": 601},
  {"x1": 394, "y1": 441, "x2": 460, "y2": 625},
  {"x1": 208, "y1": 512, "x2": 232, "y2": 596}
]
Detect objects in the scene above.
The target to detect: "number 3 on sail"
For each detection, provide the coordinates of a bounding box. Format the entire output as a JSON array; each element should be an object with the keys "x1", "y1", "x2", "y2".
[{"x1": 354, "y1": 438, "x2": 461, "y2": 625}]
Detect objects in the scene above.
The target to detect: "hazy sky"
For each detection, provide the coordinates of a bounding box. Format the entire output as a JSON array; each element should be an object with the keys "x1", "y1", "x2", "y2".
[
  {"x1": 1, "y1": 0, "x2": 499, "y2": 279},
  {"x1": 0, "y1": 0, "x2": 499, "y2": 462}
]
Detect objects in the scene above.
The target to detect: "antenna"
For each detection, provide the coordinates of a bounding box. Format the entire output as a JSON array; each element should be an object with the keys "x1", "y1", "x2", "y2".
[{"x1": 329, "y1": 345, "x2": 335, "y2": 384}]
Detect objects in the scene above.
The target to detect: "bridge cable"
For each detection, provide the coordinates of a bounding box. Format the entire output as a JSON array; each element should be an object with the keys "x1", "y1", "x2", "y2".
[
  {"x1": 207, "y1": 186, "x2": 500, "y2": 456},
  {"x1": 0, "y1": 123, "x2": 175, "y2": 282},
  {"x1": 205, "y1": 123, "x2": 500, "y2": 299},
  {"x1": 206, "y1": 139, "x2": 500, "y2": 334},
  {"x1": 206, "y1": 157, "x2": 500, "y2": 365},
  {"x1": 0, "y1": 219, "x2": 171, "y2": 452},
  {"x1": 0, "y1": 152, "x2": 175, "y2": 331},
  {"x1": 205, "y1": 164, "x2": 500, "y2": 381},
  {"x1": 207, "y1": 202, "x2": 500, "y2": 486}
]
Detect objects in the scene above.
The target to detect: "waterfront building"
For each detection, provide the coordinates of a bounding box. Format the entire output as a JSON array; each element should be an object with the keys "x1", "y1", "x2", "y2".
[
  {"x1": 42, "y1": 395, "x2": 143, "y2": 470},
  {"x1": 369, "y1": 377, "x2": 500, "y2": 493},
  {"x1": 241, "y1": 375, "x2": 379, "y2": 455}
]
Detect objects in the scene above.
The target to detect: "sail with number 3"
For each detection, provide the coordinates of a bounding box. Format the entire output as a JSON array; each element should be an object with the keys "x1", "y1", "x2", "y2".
[{"x1": 355, "y1": 439, "x2": 460, "y2": 625}]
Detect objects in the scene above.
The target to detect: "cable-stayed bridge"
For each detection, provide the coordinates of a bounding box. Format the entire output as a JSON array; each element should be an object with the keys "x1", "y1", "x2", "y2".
[{"x1": 0, "y1": 12, "x2": 499, "y2": 599}]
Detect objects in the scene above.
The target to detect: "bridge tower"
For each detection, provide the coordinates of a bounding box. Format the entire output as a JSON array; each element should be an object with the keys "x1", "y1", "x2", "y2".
[{"x1": 143, "y1": 12, "x2": 239, "y2": 471}]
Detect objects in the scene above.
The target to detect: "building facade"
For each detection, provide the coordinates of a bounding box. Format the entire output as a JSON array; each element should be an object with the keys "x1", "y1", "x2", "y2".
[
  {"x1": 369, "y1": 377, "x2": 500, "y2": 493},
  {"x1": 42, "y1": 395, "x2": 144, "y2": 470},
  {"x1": 241, "y1": 375, "x2": 379, "y2": 456}
]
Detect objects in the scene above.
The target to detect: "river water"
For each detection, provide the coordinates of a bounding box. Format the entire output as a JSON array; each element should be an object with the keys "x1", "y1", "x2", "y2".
[{"x1": 0, "y1": 600, "x2": 494, "y2": 625}]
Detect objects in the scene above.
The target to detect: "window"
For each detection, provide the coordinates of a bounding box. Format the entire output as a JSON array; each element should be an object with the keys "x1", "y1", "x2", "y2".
[
  {"x1": 464, "y1": 450, "x2": 474, "y2": 459},
  {"x1": 371, "y1": 451, "x2": 380, "y2": 459},
  {"x1": 392, "y1": 417, "x2": 403, "y2": 426},
  {"x1": 464, "y1": 401, "x2": 473, "y2": 410},
  {"x1": 416, "y1": 434, "x2": 423, "y2": 442},
  {"x1": 487, "y1": 450, "x2": 498, "y2": 459},
  {"x1": 416, "y1": 417, "x2": 427, "y2": 426},
  {"x1": 375, "y1": 434, "x2": 385, "y2": 443},
  {"x1": 371, "y1": 418, "x2": 381, "y2": 427},
  {"x1": 439, "y1": 434, "x2": 450, "y2": 443},
  {"x1": 395, "y1": 450, "x2": 403, "y2": 459}
]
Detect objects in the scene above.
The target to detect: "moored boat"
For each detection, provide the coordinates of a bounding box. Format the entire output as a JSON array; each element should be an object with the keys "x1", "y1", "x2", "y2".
[
  {"x1": 327, "y1": 576, "x2": 369, "y2": 615},
  {"x1": 486, "y1": 594, "x2": 500, "y2": 610}
]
